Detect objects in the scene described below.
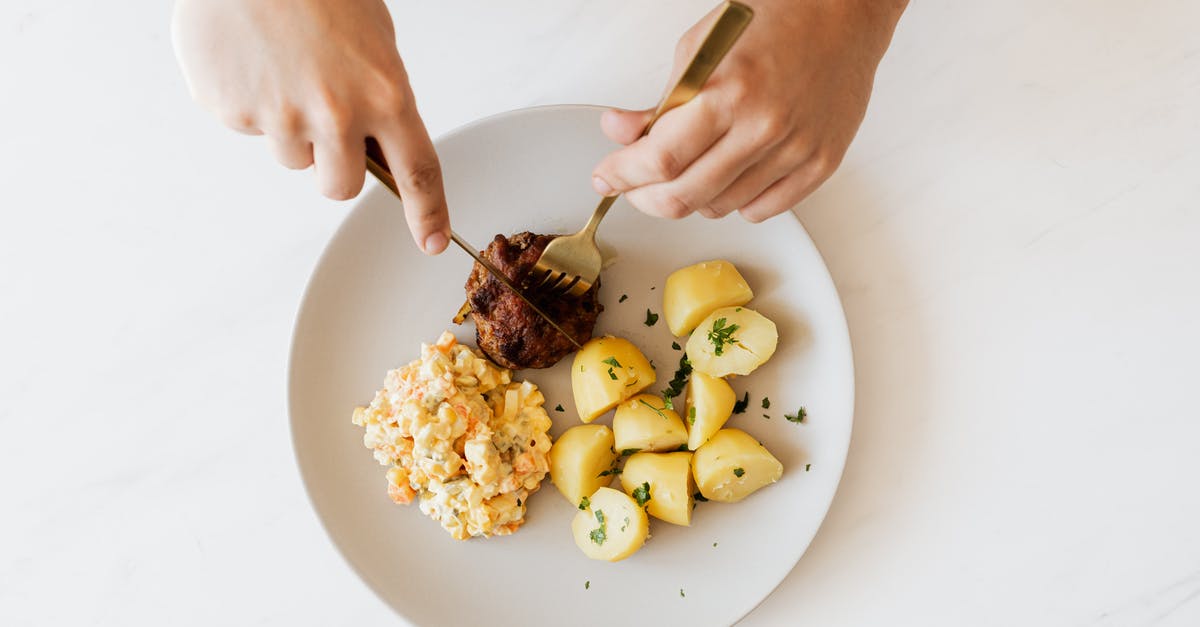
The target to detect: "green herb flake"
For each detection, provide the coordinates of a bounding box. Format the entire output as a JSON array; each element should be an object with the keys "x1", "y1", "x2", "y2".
[
  {"x1": 607, "y1": 367, "x2": 618, "y2": 381},
  {"x1": 805, "y1": 463, "x2": 812, "y2": 472},
  {"x1": 554, "y1": 404, "x2": 564, "y2": 412},
  {"x1": 638, "y1": 398, "x2": 668, "y2": 419},
  {"x1": 589, "y1": 509, "x2": 608, "y2": 546},
  {"x1": 763, "y1": 414, "x2": 770, "y2": 419},
  {"x1": 619, "y1": 294, "x2": 628, "y2": 303},
  {"x1": 585, "y1": 580, "x2": 590, "y2": 590},
  {"x1": 597, "y1": 467, "x2": 622, "y2": 478},
  {"x1": 761, "y1": 397, "x2": 770, "y2": 409},
  {"x1": 602, "y1": 356, "x2": 622, "y2": 368},
  {"x1": 693, "y1": 491, "x2": 709, "y2": 502},
  {"x1": 732, "y1": 392, "x2": 750, "y2": 414},
  {"x1": 687, "y1": 406, "x2": 696, "y2": 425},
  {"x1": 785, "y1": 407, "x2": 808, "y2": 424},
  {"x1": 632, "y1": 482, "x2": 652, "y2": 507},
  {"x1": 644, "y1": 309, "x2": 659, "y2": 326},
  {"x1": 733, "y1": 467, "x2": 745, "y2": 478},
  {"x1": 620, "y1": 448, "x2": 641, "y2": 457},
  {"x1": 713, "y1": 542, "x2": 718, "y2": 547},
  {"x1": 674, "y1": 443, "x2": 688, "y2": 452},
  {"x1": 621, "y1": 516, "x2": 630, "y2": 532},
  {"x1": 579, "y1": 496, "x2": 590, "y2": 510},
  {"x1": 671, "y1": 341, "x2": 681, "y2": 350},
  {"x1": 706, "y1": 317, "x2": 740, "y2": 356},
  {"x1": 661, "y1": 356, "x2": 693, "y2": 410},
  {"x1": 680, "y1": 588, "x2": 685, "y2": 598}
]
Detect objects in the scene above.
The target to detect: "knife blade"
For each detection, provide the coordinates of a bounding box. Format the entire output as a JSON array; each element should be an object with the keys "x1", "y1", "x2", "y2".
[{"x1": 363, "y1": 147, "x2": 583, "y2": 351}]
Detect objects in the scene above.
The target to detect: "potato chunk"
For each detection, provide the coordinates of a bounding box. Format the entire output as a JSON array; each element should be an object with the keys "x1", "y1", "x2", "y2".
[
  {"x1": 612, "y1": 394, "x2": 688, "y2": 453},
  {"x1": 685, "y1": 307, "x2": 778, "y2": 377},
  {"x1": 685, "y1": 371, "x2": 736, "y2": 450},
  {"x1": 692, "y1": 429, "x2": 783, "y2": 503},
  {"x1": 549, "y1": 425, "x2": 619, "y2": 508},
  {"x1": 571, "y1": 336, "x2": 656, "y2": 423},
  {"x1": 620, "y1": 452, "x2": 695, "y2": 526},
  {"x1": 571, "y1": 487, "x2": 649, "y2": 561},
  {"x1": 663, "y1": 260, "x2": 754, "y2": 337}
]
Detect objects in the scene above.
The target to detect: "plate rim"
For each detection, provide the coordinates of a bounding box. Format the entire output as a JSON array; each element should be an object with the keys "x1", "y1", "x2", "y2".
[{"x1": 286, "y1": 103, "x2": 856, "y2": 625}]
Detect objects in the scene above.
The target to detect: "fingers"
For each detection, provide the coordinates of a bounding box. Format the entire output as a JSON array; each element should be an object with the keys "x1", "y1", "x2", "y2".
[
  {"x1": 312, "y1": 137, "x2": 365, "y2": 201},
  {"x1": 377, "y1": 109, "x2": 450, "y2": 255},
  {"x1": 592, "y1": 95, "x2": 729, "y2": 196},
  {"x1": 705, "y1": 142, "x2": 815, "y2": 218},
  {"x1": 600, "y1": 108, "x2": 655, "y2": 145},
  {"x1": 738, "y1": 155, "x2": 836, "y2": 223},
  {"x1": 268, "y1": 135, "x2": 314, "y2": 170}
]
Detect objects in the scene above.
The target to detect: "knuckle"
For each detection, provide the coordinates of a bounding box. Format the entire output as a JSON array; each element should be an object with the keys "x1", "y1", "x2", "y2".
[
  {"x1": 750, "y1": 113, "x2": 791, "y2": 146},
  {"x1": 653, "y1": 190, "x2": 694, "y2": 219},
  {"x1": 398, "y1": 160, "x2": 443, "y2": 195},
  {"x1": 811, "y1": 148, "x2": 844, "y2": 179},
  {"x1": 648, "y1": 148, "x2": 683, "y2": 181},
  {"x1": 312, "y1": 93, "x2": 354, "y2": 138}
]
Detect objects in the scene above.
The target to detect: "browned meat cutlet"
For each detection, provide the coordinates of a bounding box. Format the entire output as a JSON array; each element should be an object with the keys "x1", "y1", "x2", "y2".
[{"x1": 465, "y1": 232, "x2": 602, "y2": 369}]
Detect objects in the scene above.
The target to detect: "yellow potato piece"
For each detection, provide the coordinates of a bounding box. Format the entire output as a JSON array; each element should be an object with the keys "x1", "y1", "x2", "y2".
[
  {"x1": 620, "y1": 451, "x2": 695, "y2": 526},
  {"x1": 685, "y1": 371, "x2": 736, "y2": 450},
  {"x1": 549, "y1": 425, "x2": 619, "y2": 508},
  {"x1": 662, "y1": 260, "x2": 754, "y2": 337},
  {"x1": 685, "y1": 307, "x2": 778, "y2": 378},
  {"x1": 691, "y1": 428, "x2": 783, "y2": 503},
  {"x1": 571, "y1": 336, "x2": 656, "y2": 423},
  {"x1": 571, "y1": 487, "x2": 649, "y2": 562},
  {"x1": 613, "y1": 394, "x2": 688, "y2": 453}
]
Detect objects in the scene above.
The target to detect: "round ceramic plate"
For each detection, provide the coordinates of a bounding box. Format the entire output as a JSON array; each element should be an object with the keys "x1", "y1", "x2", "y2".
[{"x1": 289, "y1": 105, "x2": 853, "y2": 627}]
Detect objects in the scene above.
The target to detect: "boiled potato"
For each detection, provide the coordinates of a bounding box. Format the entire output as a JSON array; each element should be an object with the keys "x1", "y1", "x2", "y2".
[
  {"x1": 571, "y1": 336, "x2": 656, "y2": 423},
  {"x1": 549, "y1": 425, "x2": 619, "y2": 508},
  {"x1": 620, "y1": 451, "x2": 695, "y2": 526},
  {"x1": 685, "y1": 307, "x2": 778, "y2": 377},
  {"x1": 612, "y1": 394, "x2": 688, "y2": 453},
  {"x1": 571, "y1": 487, "x2": 649, "y2": 561},
  {"x1": 692, "y1": 428, "x2": 783, "y2": 503},
  {"x1": 662, "y1": 260, "x2": 754, "y2": 337},
  {"x1": 685, "y1": 371, "x2": 736, "y2": 450}
]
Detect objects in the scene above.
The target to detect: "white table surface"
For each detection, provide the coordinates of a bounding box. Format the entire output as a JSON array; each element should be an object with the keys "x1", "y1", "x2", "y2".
[{"x1": 3, "y1": 0, "x2": 1199, "y2": 625}]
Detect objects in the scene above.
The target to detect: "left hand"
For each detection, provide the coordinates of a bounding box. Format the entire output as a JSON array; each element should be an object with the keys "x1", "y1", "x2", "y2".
[{"x1": 591, "y1": 0, "x2": 908, "y2": 222}]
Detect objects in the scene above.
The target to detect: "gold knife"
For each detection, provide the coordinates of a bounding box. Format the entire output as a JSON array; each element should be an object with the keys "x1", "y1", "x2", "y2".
[{"x1": 363, "y1": 143, "x2": 583, "y2": 350}]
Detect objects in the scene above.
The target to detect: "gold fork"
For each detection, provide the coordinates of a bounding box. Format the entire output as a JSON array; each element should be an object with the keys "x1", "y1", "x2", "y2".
[{"x1": 531, "y1": 0, "x2": 754, "y2": 298}]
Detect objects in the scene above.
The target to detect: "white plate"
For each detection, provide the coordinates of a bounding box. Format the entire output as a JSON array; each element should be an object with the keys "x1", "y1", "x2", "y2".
[{"x1": 289, "y1": 105, "x2": 854, "y2": 627}]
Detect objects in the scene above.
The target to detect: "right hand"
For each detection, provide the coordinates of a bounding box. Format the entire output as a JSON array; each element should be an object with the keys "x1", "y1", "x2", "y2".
[{"x1": 171, "y1": 0, "x2": 450, "y2": 254}]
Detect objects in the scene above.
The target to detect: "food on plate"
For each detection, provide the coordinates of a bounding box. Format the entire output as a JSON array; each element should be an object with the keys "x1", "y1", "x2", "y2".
[
  {"x1": 571, "y1": 336, "x2": 656, "y2": 422},
  {"x1": 465, "y1": 232, "x2": 602, "y2": 370},
  {"x1": 571, "y1": 487, "x2": 649, "y2": 561},
  {"x1": 662, "y1": 260, "x2": 754, "y2": 337},
  {"x1": 685, "y1": 306, "x2": 778, "y2": 377},
  {"x1": 612, "y1": 394, "x2": 688, "y2": 453},
  {"x1": 620, "y1": 451, "x2": 696, "y2": 526},
  {"x1": 549, "y1": 424, "x2": 619, "y2": 508},
  {"x1": 684, "y1": 371, "x2": 737, "y2": 450},
  {"x1": 351, "y1": 331, "x2": 552, "y2": 539},
  {"x1": 691, "y1": 428, "x2": 783, "y2": 503}
]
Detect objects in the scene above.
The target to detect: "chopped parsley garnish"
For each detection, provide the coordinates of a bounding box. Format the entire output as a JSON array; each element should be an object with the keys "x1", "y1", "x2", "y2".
[
  {"x1": 661, "y1": 355, "x2": 692, "y2": 410},
  {"x1": 733, "y1": 467, "x2": 745, "y2": 478},
  {"x1": 620, "y1": 447, "x2": 641, "y2": 457},
  {"x1": 671, "y1": 341, "x2": 681, "y2": 350},
  {"x1": 619, "y1": 294, "x2": 628, "y2": 303},
  {"x1": 732, "y1": 392, "x2": 750, "y2": 414},
  {"x1": 516, "y1": 498, "x2": 522, "y2": 506},
  {"x1": 679, "y1": 588, "x2": 685, "y2": 598},
  {"x1": 632, "y1": 482, "x2": 652, "y2": 507},
  {"x1": 585, "y1": 580, "x2": 590, "y2": 590},
  {"x1": 589, "y1": 509, "x2": 607, "y2": 545},
  {"x1": 644, "y1": 309, "x2": 659, "y2": 326},
  {"x1": 621, "y1": 516, "x2": 630, "y2": 532},
  {"x1": 597, "y1": 467, "x2": 622, "y2": 478},
  {"x1": 763, "y1": 414, "x2": 770, "y2": 419},
  {"x1": 674, "y1": 443, "x2": 688, "y2": 452},
  {"x1": 713, "y1": 542, "x2": 718, "y2": 547},
  {"x1": 602, "y1": 356, "x2": 622, "y2": 368},
  {"x1": 785, "y1": 407, "x2": 808, "y2": 424},
  {"x1": 579, "y1": 496, "x2": 590, "y2": 510},
  {"x1": 761, "y1": 397, "x2": 770, "y2": 409},
  {"x1": 607, "y1": 367, "x2": 618, "y2": 381},
  {"x1": 554, "y1": 404, "x2": 564, "y2": 412},
  {"x1": 693, "y1": 491, "x2": 709, "y2": 502},
  {"x1": 687, "y1": 406, "x2": 696, "y2": 425},
  {"x1": 805, "y1": 463, "x2": 812, "y2": 471},
  {"x1": 638, "y1": 398, "x2": 668, "y2": 419},
  {"x1": 706, "y1": 317, "x2": 740, "y2": 356}
]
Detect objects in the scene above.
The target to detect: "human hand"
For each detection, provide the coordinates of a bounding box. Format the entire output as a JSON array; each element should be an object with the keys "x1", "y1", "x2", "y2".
[
  {"x1": 171, "y1": 0, "x2": 450, "y2": 254},
  {"x1": 592, "y1": 0, "x2": 907, "y2": 222}
]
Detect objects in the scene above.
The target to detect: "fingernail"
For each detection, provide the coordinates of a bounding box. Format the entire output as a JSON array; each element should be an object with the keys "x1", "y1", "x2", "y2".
[
  {"x1": 423, "y1": 231, "x2": 448, "y2": 255},
  {"x1": 592, "y1": 176, "x2": 614, "y2": 196}
]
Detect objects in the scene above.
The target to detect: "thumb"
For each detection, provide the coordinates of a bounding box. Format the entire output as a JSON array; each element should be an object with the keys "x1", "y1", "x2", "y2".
[{"x1": 601, "y1": 108, "x2": 656, "y2": 146}]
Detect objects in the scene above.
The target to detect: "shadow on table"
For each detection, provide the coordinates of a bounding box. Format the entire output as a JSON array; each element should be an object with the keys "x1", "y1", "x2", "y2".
[{"x1": 738, "y1": 165, "x2": 934, "y2": 624}]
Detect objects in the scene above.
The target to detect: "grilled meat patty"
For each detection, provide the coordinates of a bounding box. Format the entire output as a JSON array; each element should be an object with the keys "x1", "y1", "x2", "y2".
[{"x1": 465, "y1": 232, "x2": 602, "y2": 369}]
